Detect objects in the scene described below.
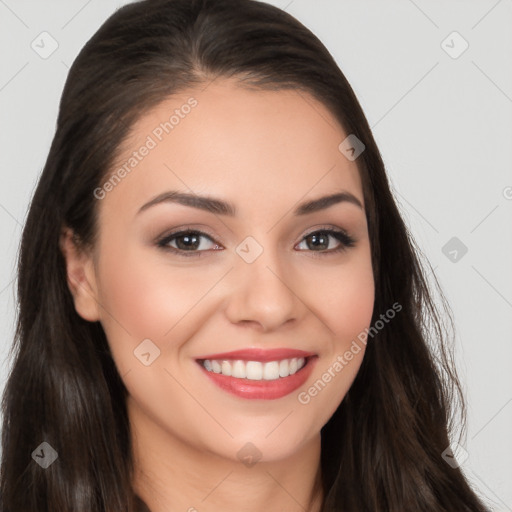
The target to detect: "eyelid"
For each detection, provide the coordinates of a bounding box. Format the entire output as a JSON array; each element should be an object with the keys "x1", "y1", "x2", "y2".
[
  {"x1": 156, "y1": 225, "x2": 218, "y2": 243},
  {"x1": 300, "y1": 224, "x2": 350, "y2": 239}
]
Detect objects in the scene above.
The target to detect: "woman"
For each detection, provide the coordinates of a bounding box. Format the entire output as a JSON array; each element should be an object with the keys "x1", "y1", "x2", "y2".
[{"x1": 0, "y1": 0, "x2": 490, "y2": 510}]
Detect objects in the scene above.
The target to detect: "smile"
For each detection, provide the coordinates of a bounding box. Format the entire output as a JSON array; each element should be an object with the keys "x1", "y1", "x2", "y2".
[
  {"x1": 195, "y1": 348, "x2": 317, "y2": 400},
  {"x1": 201, "y1": 357, "x2": 307, "y2": 380}
]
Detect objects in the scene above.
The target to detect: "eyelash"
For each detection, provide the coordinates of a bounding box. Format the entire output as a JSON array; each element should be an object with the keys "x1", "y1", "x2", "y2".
[{"x1": 156, "y1": 226, "x2": 356, "y2": 258}]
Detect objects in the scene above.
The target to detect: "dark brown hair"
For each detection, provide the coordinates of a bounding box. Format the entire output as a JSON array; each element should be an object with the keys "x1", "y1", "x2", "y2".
[{"x1": 1, "y1": 0, "x2": 490, "y2": 510}]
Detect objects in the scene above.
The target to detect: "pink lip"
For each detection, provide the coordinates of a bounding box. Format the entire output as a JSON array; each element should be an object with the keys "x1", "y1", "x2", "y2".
[{"x1": 196, "y1": 348, "x2": 316, "y2": 362}]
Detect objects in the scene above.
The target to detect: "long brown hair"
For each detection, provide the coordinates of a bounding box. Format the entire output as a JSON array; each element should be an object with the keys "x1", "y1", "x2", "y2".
[{"x1": 0, "y1": 0, "x2": 489, "y2": 510}]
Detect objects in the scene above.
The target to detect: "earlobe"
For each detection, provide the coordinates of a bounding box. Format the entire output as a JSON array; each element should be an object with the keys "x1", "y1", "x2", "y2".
[{"x1": 59, "y1": 226, "x2": 101, "y2": 322}]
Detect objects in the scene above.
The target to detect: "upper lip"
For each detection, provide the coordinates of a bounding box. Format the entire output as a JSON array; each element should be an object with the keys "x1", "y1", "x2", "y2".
[{"x1": 196, "y1": 348, "x2": 316, "y2": 362}]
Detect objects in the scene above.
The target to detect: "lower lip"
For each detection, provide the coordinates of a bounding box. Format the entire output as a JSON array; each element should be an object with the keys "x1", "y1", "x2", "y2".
[{"x1": 197, "y1": 357, "x2": 318, "y2": 400}]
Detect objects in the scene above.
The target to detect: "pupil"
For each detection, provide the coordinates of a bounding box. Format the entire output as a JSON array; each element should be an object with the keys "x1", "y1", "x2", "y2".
[
  {"x1": 177, "y1": 234, "x2": 199, "y2": 250},
  {"x1": 309, "y1": 233, "x2": 328, "y2": 250}
]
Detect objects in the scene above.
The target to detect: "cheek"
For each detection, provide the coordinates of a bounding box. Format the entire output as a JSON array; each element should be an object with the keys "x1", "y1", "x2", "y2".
[
  {"x1": 313, "y1": 249, "x2": 374, "y2": 412},
  {"x1": 94, "y1": 242, "x2": 232, "y2": 380},
  {"x1": 96, "y1": 244, "x2": 215, "y2": 340},
  {"x1": 299, "y1": 257, "x2": 373, "y2": 427},
  {"x1": 318, "y1": 250, "x2": 375, "y2": 346}
]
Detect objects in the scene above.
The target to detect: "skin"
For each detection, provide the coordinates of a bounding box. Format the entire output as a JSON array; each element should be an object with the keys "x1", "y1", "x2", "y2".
[{"x1": 60, "y1": 78, "x2": 375, "y2": 512}]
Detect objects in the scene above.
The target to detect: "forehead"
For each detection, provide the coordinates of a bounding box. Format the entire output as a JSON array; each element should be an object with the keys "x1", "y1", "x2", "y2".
[{"x1": 99, "y1": 79, "x2": 363, "y2": 219}]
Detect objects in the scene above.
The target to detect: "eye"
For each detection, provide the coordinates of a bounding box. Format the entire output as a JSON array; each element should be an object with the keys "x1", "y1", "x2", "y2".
[
  {"x1": 295, "y1": 228, "x2": 355, "y2": 254},
  {"x1": 157, "y1": 230, "x2": 222, "y2": 257},
  {"x1": 156, "y1": 227, "x2": 356, "y2": 258}
]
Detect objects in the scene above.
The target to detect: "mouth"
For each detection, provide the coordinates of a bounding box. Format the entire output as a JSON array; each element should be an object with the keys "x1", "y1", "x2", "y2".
[{"x1": 195, "y1": 349, "x2": 318, "y2": 400}]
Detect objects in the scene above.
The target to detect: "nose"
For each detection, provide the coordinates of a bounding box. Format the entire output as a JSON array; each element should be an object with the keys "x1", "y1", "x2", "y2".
[{"x1": 224, "y1": 244, "x2": 305, "y2": 332}]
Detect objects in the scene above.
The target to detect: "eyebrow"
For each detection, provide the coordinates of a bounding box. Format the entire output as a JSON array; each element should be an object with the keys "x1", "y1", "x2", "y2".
[{"x1": 136, "y1": 189, "x2": 363, "y2": 217}]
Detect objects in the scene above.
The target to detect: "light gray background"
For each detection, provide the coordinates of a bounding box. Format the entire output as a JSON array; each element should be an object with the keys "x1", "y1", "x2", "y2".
[{"x1": 1, "y1": 0, "x2": 511, "y2": 509}]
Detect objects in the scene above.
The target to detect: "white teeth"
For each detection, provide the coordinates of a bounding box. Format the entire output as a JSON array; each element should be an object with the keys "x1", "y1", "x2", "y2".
[
  {"x1": 211, "y1": 360, "x2": 222, "y2": 373},
  {"x1": 232, "y1": 360, "x2": 246, "y2": 378},
  {"x1": 263, "y1": 361, "x2": 279, "y2": 380},
  {"x1": 246, "y1": 361, "x2": 263, "y2": 380},
  {"x1": 221, "y1": 360, "x2": 232, "y2": 376},
  {"x1": 279, "y1": 359, "x2": 289, "y2": 377},
  {"x1": 201, "y1": 357, "x2": 308, "y2": 381}
]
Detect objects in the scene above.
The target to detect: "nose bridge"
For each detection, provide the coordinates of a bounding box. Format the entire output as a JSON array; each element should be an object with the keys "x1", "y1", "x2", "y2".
[{"x1": 224, "y1": 234, "x2": 301, "y2": 330}]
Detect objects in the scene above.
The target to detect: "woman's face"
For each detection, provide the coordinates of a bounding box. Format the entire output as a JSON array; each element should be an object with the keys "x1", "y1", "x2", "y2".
[{"x1": 66, "y1": 78, "x2": 374, "y2": 464}]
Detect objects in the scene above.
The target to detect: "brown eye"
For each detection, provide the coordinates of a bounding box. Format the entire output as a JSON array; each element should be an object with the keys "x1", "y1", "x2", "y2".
[
  {"x1": 296, "y1": 229, "x2": 355, "y2": 253},
  {"x1": 157, "y1": 230, "x2": 222, "y2": 256}
]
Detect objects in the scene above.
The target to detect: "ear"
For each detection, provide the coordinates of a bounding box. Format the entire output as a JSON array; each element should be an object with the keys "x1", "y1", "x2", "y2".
[{"x1": 59, "y1": 226, "x2": 101, "y2": 322}]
